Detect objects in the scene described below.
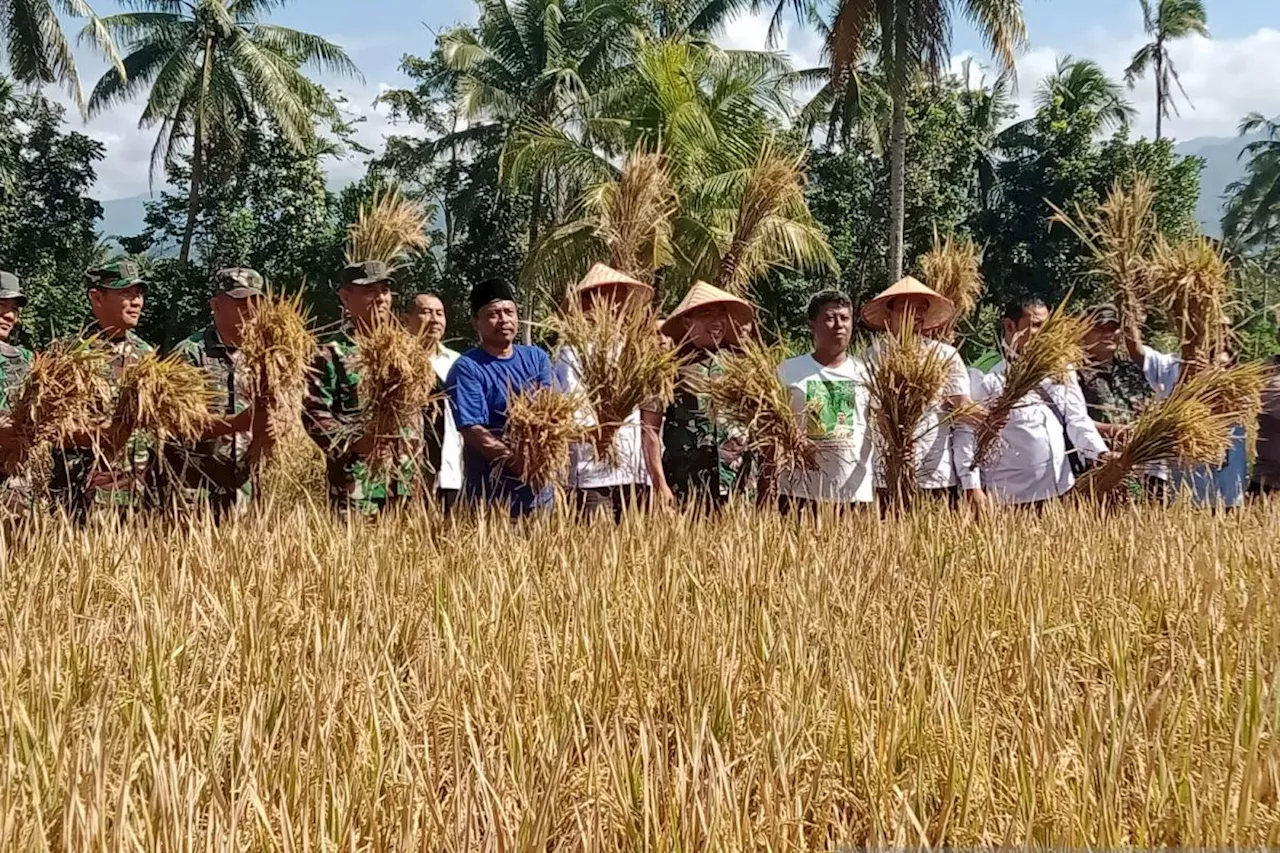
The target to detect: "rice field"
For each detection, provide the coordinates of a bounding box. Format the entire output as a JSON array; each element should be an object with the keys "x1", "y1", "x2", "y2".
[{"x1": 2, "y1": 495, "x2": 1279, "y2": 850}]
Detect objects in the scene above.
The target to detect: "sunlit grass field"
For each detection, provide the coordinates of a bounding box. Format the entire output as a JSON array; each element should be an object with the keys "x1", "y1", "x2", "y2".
[{"x1": 2, "y1": 491, "x2": 1279, "y2": 850}]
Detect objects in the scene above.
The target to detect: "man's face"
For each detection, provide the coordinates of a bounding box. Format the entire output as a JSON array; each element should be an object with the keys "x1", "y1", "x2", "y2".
[
  {"x1": 404, "y1": 294, "x2": 446, "y2": 342},
  {"x1": 811, "y1": 301, "x2": 852, "y2": 352},
  {"x1": 1002, "y1": 303, "x2": 1049, "y2": 353},
  {"x1": 0, "y1": 298, "x2": 21, "y2": 341},
  {"x1": 210, "y1": 293, "x2": 259, "y2": 339},
  {"x1": 89, "y1": 284, "x2": 145, "y2": 331},
  {"x1": 1084, "y1": 322, "x2": 1120, "y2": 363},
  {"x1": 686, "y1": 304, "x2": 732, "y2": 349},
  {"x1": 338, "y1": 281, "x2": 393, "y2": 326},
  {"x1": 474, "y1": 300, "x2": 519, "y2": 347},
  {"x1": 885, "y1": 295, "x2": 931, "y2": 332}
]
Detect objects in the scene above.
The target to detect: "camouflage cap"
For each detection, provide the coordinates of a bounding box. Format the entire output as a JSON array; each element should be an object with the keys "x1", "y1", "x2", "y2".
[
  {"x1": 85, "y1": 260, "x2": 147, "y2": 291},
  {"x1": 338, "y1": 260, "x2": 396, "y2": 289},
  {"x1": 214, "y1": 267, "x2": 266, "y2": 299},
  {"x1": 1085, "y1": 303, "x2": 1121, "y2": 327},
  {"x1": 0, "y1": 271, "x2": 27, "y2": 307}
]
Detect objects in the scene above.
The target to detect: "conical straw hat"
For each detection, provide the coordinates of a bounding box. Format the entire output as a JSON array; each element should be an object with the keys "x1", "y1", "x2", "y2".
[
  {"x1": 861, "y1": 276, "x2": 956, "y2": 331},
  {"x1": 567, "y1": 263, "x2": 653, "y2": 305},
  {"x1": 660, "y1": 280, "x2": 756, "y2": 341}
]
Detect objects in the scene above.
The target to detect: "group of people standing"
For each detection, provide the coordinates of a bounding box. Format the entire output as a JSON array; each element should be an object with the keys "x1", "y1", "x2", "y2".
[{"x1": 0, "y1": 259, "x2": 1275, "y2": 522}]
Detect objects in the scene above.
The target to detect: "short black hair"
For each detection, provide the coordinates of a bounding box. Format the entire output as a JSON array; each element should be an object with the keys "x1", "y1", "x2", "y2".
[
  {"x1": 807, "y1": 289, "x2": 853, "y2": 322},
  {"x1": 1002, "y1": 295, "x2": 1047, "y2": 323}
]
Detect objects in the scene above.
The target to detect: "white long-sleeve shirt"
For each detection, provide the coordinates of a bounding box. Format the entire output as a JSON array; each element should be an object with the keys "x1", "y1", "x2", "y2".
[
  {"x1": 552, "y1": 345, "x2": 650, "y2": 489},
  {"x1": 430, "y1": 346, "x2": 463, "y2": 491},
  {"x1": 974, "y1": 361, "x2": 1109, "y2": 504}
]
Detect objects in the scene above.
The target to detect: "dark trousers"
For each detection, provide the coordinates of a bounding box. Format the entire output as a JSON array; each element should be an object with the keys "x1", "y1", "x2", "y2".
[
  {"x1": 875, "y1": 486, "x2": 959, "y2": 516},
  {"x1": 778, "y1": 494, "x2": 872, "y2": 518},
  {"x1": 573, "y1": 484, "x2": 650, "y2": 522},
  {"x1": 433, "y1": 488, "x2": 460, "y2": 515}
]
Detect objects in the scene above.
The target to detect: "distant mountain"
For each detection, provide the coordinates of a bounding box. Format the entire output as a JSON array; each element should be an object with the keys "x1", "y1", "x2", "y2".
[
  {"x1": 99, "y1": 193, "x2": 154, "y2": 243},
  {"x1": 1176, "y1": 122, "x2": 1271, "y2": 237}
]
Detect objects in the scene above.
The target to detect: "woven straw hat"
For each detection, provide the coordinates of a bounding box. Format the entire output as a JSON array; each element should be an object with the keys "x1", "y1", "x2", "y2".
[
  {"x1": 660, "y1": 280, "x2": 756, "y2": 341},
  {"x1": 861, "y1": 276, "x2": 956, "y2": 331},
  {"x1": 567, "y1": 263, "x2": 653, "y2": 306}
]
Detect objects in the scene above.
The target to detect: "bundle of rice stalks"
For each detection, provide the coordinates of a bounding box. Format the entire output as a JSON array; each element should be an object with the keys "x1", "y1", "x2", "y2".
[
  {"x1": 345, "y1": 184, "x2": 431, "y2": 265},
  {"x1": 1051, "y1": 176, "x2": 1157, "y2": 326},
  {"x1": 1, "y1": 339, "x2": 114, "y2": 472},
  {"x1": 114, "y1": 353, "x2": 217, "y2": 444},
  {"x1": 593, "y1": 149, "x2": 677, "y2": 284},
  {"x1": 867, "y1": 320, "x2": 954, "y2": 510},
  {"x1": 238, "y1": 292, "x2": 317, "y2": 443},
  {"x1": 1148, "y1": 236, "x2": 1231, "y2": 378},
  {"x1": 918, "y1": 232, "x2": 984, "y2": 343},
  {"x1": 701, "y1": 337, "x2": 818, "y2": 487},
  {"x1": 1077, "y1": 363, "x2": 1263, "y2": 497},
  {"x1": 975, "y1": 301, "x2": 1089, "y2": 465},
  {"x1": 502, "y1": 385, "x2": 589, "y2": 492},
  {"x1": 352, "y1": 319, "x2": 440, "y2": 477},
  {"x1": 550, "y1": 300, "x2": 683, "y2": 467}
]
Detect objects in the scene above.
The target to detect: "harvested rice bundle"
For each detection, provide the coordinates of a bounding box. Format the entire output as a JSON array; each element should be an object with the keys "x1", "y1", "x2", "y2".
[
  {"x1": 594, "y1": 150, "x2": 677, "y2": 284},
  {"x1": 549, "y1": 300, "x2": 683, "y2": 466},
  {"x1": 1077, "y1": 364, "x2": 1260, "y2": 497},
  {"x1": 918, "y1": 232, "x2": 983, "y2": 343},
  {"x1": 867, "y1": 320, "x2": 954, "y2": 509},
  {"x1": 1, "y1": 339, "x2": 114, "y2": 472},
  {"x1": 1051, "y1": 176, "x2": 1157, "y2": 326},
  {"x1": 352, "y1": 319, "x2": 440, "y2": 476},
  {"x1": 345, "y1": 184, "x2": 430, "y2": 266},
  {"x1": 1148, "y1": 236, "x2": 1231, "y2": 379},
  {"x1": 502, "y1": 385, "x2": 589, "y2": 492},
  {"x1": 114, "y1": 352, "x2": 217, "y2": 444},
  {"x1": 975, "y1": 301, "x2": 1089, "y2": 465},
  {"x1": 702, "y1": 337, "x2": 818, "y2": 484},
  {"x1": 238, "y1": 292, "x2": 316, "y2": 441}
]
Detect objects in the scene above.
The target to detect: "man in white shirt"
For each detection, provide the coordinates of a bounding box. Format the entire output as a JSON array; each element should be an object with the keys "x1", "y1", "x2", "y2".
[
  {"x1": 860, "y1": 276, "x2": 985, "y2": 509},
  {"x1": 553, "y1": 264, "x2": 661, "y2": 521},
  {"x1": 403, "y1": 293, "x2": 462, "y2": 512},
  {"x1": 776, "y1": 290, "x2": 875, "y2": 514},
  {"x1": 974, "y1": 296, "x2": 1110, "y2": 507}
]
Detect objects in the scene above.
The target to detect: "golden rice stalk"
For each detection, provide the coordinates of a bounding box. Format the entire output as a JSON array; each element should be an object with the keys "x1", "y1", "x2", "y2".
[
  {"x1": 867, "y1": 320, "x2": 954, "y2": 510},
  {"x1": 714, "y1": 143, "x2": 808, "y2": 294},
  {"x1": 594, "y1": 149, "x2": 677, "y2": 284},
  {"x1": 918, "y1": 231, "x2": 984, "y2": 342},
  {"x1": 702, "y1": 337, "x2": 819, "y2": 488},
  {"x1": 345, "y1": 184, "x2": 431, "y2": 265},
  {"x1": 114, "y1": 353, "x2": 218, "y2": 444},
  {"x1": 1051, "y1": 176, "x2": 1157, "y2": 327},
  {"x1": 502, "y1": 385, "x2": 589, "y2": 492},
  {"x1": 1077, "y1": 363, "x2": 1263, "y2": 497},
  {"x1": 239, "y1": 292, "x2": 317, "y2": 443},
  {"x1": 549, "y1": 300, "x2": 684, "y2": 467},
  {"x1": 976, "y1": 301, "x2": 1089, "y2": 465},
  {"x1": 353, "y1": 319, "x2": 440, "y2": 477},
  {"x1": 1148, "y1": 236, "x2": 1231, "y2": 379},
  {"x1": 1, "y1": 339, "x2": 114, "y2": 473}
]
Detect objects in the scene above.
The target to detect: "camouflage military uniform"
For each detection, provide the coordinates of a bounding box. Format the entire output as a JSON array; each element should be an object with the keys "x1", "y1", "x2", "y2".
[
  {"x1": 0, "y1": 340, "x2": 33, "y2": 412},
  {"x1": 303, "y1": 328, "x2": 439, "y2": 514},
  {"x1": 167, "y1": 324, "x2": 254, "y2": 515},
  {"x1": 646, "y1": 352, "x2": 753, "y2": 510},
  {"x1": 1078, "y1": 357, "x2": 1152, "y2": 426},
  {"x1": 49, "y1": 327, "x2": 158, "y2": 519}
]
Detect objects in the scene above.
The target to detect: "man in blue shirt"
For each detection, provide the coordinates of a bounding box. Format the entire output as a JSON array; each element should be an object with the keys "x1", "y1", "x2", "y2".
[{"x1": 446, "y1": 278, "x2": 554, "y2": 517}]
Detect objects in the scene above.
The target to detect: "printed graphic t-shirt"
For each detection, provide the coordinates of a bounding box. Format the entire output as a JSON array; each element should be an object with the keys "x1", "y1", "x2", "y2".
[{"x1": 775, "y1": 353, "x2": 874, "y2": 503}]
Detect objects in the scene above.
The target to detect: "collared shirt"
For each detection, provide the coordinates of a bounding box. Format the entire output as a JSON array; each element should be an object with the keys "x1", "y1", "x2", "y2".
[
  {"x1": 1255, "y1": 355, "x2": 1280, "y2": 491},
  {"x1": 429, "y1": 345, "x2": 463, "y2": 491},
  {"x1": 865, "y1": 338, "x2": 980, "y2": 491},
  {"x1": 974, "y1": 361, "x2": 1109, "y2": 505},
  {"x1": 553, "y1": 344, "x2": 650, "y2": 490},
  {"x1": 303, "y1": 327, "x2": 430, "y2": 513},
  {"x1": 168, "y1": 324, "x2": 253, "y2": 511}
]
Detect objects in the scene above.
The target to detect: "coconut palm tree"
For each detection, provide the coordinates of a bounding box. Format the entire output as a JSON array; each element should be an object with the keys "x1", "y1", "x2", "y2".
[
  {"x1": 2, "y1": 0, "x2": 121, "y2": 111},
  {"x1": 826, "y1": 0, "x2": 1026, "y2": 283},
  {"x1": 83, "y1": 0, "x2": 361, "y2": 264},
  {"x1": 1035, "y1": 56, "x2": 1136, "y2": 135},
  {"x1": 957, "y1": 60, "x2": 1015, "y2": 209},
  {"x1": 1222, "y1": 114, "x2": 1280, "y2": 252},
  {"x1": 1124, "y1": 0, "x2": 1208, "y2": 141}
]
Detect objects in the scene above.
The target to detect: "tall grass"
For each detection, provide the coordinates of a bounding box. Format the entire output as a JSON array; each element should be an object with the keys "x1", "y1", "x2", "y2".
[{"x1": 2, "y1": 497, "x2": 1278, "y2": 849}]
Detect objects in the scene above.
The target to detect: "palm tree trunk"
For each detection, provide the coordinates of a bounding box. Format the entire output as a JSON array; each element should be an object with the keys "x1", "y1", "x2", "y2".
[
  {"x1": 887, "y1": 93, "x2": 908, "y2": 283},
  {"x1": 179, "y1": 120, "x2": 204, "y2": 264},
  {"x1": 1154, "y1": 40, "x2": 1164, "y2": 141},
  {"x1": 523, "y1": 170, "x2": 543, "y2": 346}
]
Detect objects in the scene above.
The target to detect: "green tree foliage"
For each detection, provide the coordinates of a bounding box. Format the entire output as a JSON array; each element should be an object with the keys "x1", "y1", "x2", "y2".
[{"x1": 0, "y1": 82, "x2": 105, "y2": 346}]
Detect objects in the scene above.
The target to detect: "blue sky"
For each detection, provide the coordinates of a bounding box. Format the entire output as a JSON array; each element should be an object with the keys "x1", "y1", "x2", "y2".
[{"x1": 71, "y1": 0, "x2": 1280, "y2": 199}]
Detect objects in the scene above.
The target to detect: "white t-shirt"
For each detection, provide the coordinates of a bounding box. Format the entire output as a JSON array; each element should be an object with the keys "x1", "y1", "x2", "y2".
[
  {"x1": 431, "y1": 346, "x2": 463, "y2": 491},
  {"x1": 775, "y1": 353, "x2": 875, "y2": 503},
  {"x1": 553, "y1": 345, "x2": 650, "y2": 489},
  {"x1": 865, "y1": 338, "x2": 978, "y2": 490}
]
